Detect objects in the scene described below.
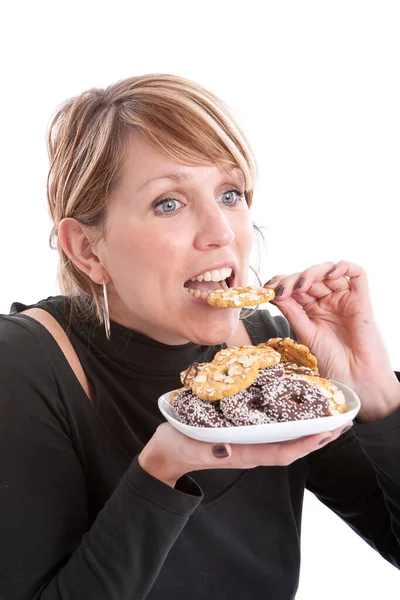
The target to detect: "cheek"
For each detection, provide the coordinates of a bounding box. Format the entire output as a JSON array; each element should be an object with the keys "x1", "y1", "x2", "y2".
[
  {"x1": 106, "y1": 223, "x2": 185, "y2": 281},
  {"x1": 236, "y1": 215, "x2": 254, "y2": 252}
]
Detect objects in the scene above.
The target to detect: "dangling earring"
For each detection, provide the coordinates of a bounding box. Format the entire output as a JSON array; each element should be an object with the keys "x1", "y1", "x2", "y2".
[
  {"x1": 102, "y1": 278, "x2": 111, "y2": 340},
  {"x1": 239, "y1": 265, "x2": 262, "y2": 321}
]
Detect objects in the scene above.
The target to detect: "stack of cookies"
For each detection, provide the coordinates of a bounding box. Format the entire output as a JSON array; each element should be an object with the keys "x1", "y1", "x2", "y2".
[{"x1": 172, "y1": 338, "x2": 346, "y2": 428}]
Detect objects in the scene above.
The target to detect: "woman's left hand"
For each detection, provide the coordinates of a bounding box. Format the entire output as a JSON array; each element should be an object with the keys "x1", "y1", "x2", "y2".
[{"x1": 264, "y1": 260, "x2": 400, "y2": 421}]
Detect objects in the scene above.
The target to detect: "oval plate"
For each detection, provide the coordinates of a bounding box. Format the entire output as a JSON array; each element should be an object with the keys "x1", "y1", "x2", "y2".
[{"x1": 158, "y1": 380, "x2": 360, "y2": 444}]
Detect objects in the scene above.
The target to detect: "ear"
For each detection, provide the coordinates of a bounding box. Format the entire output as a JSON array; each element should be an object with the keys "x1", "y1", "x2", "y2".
[{"x1": 58, "y1": 218, "x2": 108, "y2": 285}]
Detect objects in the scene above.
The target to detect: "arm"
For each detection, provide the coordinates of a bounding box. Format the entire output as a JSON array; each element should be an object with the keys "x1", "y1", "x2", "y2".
[
  {"x1": 0, "y1": 321, "x2": 202, "y2": 600},
  {"x1": 264, "y1": 260, "x2": 400, "y2": 567},
  {"x1": 306, "y1": 402, "x2": 400, "y2": 568}
]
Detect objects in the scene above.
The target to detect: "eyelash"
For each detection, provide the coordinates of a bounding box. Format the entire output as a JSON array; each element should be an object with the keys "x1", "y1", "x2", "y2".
[{"x1": 153, "y1": 188, "x2": 246, "y2": 217}]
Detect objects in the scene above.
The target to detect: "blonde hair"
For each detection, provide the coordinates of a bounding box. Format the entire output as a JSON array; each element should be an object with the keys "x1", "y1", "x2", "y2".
[{"x1": 47, "y1": 73, "x2": 258, "y2": 324}]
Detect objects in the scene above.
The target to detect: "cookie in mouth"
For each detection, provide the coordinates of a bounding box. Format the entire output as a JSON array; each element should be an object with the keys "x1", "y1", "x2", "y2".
[
  {"x1": 184, "y1": 266, "x2": 234, "y2": 300},
  {"x1": 206, "y1": 285, "x2": 275, "y2": 308}
]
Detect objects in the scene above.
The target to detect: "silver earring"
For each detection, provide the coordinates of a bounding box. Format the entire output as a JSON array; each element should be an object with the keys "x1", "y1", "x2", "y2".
[
  {"x1": 102, "y1": 279, "x2": 111, "y2": 340},
  {"x1": 239, "y1": 265, "x2": 262, "y2": 321}
]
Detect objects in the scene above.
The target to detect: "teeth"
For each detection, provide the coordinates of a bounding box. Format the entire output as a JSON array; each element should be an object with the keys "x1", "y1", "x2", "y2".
[
  {"x1": 186, "y1": 287, "x2": 224, "y2": 298},
  {"x1": 191, "y1": 267, "x2": 232, "y2": 283}
]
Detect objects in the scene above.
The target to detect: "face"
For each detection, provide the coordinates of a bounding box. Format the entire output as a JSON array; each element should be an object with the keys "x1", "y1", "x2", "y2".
[{"x1": 93, "y1": 133, "x2": 254, "y2": 345}]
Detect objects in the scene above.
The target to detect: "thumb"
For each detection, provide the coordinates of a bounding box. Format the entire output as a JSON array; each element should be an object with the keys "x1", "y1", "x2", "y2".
[{"x1": 271, "y1": 297, "x2": 317, "y2": 346}]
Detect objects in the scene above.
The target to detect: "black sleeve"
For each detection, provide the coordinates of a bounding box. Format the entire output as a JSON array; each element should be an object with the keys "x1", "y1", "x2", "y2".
[
  {"x1": 249, "y1": 309, "x2": 400, "y2": 567},
  {"x1": 0, "y1": 318, "x2": 202, "y2": 600},
  {"x1": 244, "y1": 308, "x2": 296, "y2": 344},
  {"x1": 306, "y1": 388, "x2": 400, "y2": 569}
]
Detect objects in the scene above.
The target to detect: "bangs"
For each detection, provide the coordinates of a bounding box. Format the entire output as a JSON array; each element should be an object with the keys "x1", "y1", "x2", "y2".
[{"x1": 118, "y1": 83, "x2": 257, "y2": 197}]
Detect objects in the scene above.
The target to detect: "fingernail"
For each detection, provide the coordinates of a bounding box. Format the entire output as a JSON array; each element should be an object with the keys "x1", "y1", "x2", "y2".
[
  {"x1": 325, "y1": 266, "x2": 337, "y2": 277},
  {"x1": 318, "y1": 436, "x2": 332, "y2": 447},
  {"x1": 212, "y1": 444, "x2": 229, "y2": 458},
  {"x1": 340, "y1": 425, "x2": 353, "y2": 436},
  {"x1": 295, "y1": 277, "x2": 305, "y2": 289},
  {"x1": 275, "y1": 285, "x2": 285, "y2": 297},
  {"x1": 265, "y1": 277, "x2": 278, "y2": 285}
]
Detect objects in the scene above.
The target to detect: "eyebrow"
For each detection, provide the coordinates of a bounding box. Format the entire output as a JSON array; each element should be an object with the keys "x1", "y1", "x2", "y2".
[{"x1": 137, "y1": 164, "x2": 242, "y2": 192}]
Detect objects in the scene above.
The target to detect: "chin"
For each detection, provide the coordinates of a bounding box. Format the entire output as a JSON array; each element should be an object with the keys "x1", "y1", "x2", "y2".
[{"x1": 183, "y1": 313, "x2": 239, "y2": 346}]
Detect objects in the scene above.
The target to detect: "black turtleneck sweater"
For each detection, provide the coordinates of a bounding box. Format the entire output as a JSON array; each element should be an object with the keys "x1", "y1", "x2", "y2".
[{"x1": 0, "y1": 295, "x2": 400, "y2": 600}]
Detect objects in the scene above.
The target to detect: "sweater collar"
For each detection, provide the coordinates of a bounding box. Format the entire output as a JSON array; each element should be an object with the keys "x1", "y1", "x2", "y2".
[{"x1": 14, "y1": 295, "x2": 226, "y2": 375}]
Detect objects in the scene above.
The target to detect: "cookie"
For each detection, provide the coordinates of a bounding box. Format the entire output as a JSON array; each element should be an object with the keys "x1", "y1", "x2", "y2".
[
  {"x1": 220, "y1": 387, "x2": 278, "y2": 425},
  {"x1": 282, "y1": 362, "x2": 319, "y2": 377},
  {"x1": 172, "y1": 388, "x2": 233, "y2": 428},
  {"x1": 219, "y1": 364, "x2": 332, "y2": 424},
  {"x1": 180, "y1": 344, "x2": 281, "y2": 401},
  {"x1": 261, "y1": 377, "x2": 332, "y2": 421},
  {"x1": 180, "y1": 362, "x2": 208, "y2": 388},
  {"x1": 207, "y1": 285, "x2": 275, "y2": 308},
  {"x1": 284, "y1": 371, "x2": 347, "y2": 415},
  {"x1": 264, "y1": 338, "x2": 319, "y2": 372}
]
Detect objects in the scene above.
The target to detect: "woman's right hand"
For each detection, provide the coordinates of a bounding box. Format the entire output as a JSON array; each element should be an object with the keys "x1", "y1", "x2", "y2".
[{"x1": 138, "y1": 422, "x2": 351, "y2": 487}]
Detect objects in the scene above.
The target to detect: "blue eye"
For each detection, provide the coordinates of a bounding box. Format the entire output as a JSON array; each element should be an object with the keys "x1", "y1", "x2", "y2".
[
  {"x1": 154, "y1": 198, "x2": 183, "y2": 216},
  {"x1": 220, "y1": 189, "x2": 245, "y2": 206}
]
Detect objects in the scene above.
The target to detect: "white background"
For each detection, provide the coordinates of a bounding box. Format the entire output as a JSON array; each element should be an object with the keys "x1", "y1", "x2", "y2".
[{"x1": 1, "y1": 1, "x2": 399, "y2": 597}]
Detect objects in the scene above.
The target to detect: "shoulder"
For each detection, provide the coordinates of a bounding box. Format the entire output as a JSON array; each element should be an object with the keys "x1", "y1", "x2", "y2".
[
  {"x1": 0, "y1": 306, "x2": 94, "y2": 404},
  {"x1": 0, "y1": 310, "x2": 50, "y2": 358},
  {"x1": 0, "y1": 311, "x2": 58, "y2": 386},
  {"x1": 0, "y1": 311, "x2": 71, "y2": 431},
  {"x1": 244, "y1": 308, "x2": 296, "y2": 344},
  {"x1": 1, "y1": 294, "x2": 79, "y2": 370}
]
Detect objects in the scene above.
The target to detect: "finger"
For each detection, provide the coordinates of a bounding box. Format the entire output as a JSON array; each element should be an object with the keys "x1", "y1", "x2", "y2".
[
  {"x1": 296, "y1": 260, "x2": 368, "y2": 295},
  {"x1": 292, "y1": 278, "x2": 351, "y2": 305},
  {"x1": 264, "y1": 263, "x2": 343, "y2": 299},
  {"x1": 195, "y1": 424, "x2": 345, "y2": 469},
  {"x1": 232, "y1": 430, "x2": 337, "y2": 468},
  {"x1": 266, "y1": 261, "x2": 368, "y2": 296},
  {"x1": 269, "y1": 262, "x2": 365, "y2": 305},
  {"x1": 272, "y1": 281, "x2": 341, "y2": 304},
  {"x1": 264, "y1": 273, "x2": 301, "y2": 300},
  {"x1": 275, "y1": 423, "x2": 350, "y2": 464},
  {"x1": 263, "y1": 274, "x2": 289, "y2": 289},
  {"x1": 265, "y1": 263, "x2": 335, "y2": 293},
  {"x1": 323, "y1": 260, "x2": 369, "y2": 295},
  {"x1": 269, "y1": 295, "x2": 318, "y2": 344},
  {"x1": 290, "y1": 262, "x2": 339, "y2": 294}
]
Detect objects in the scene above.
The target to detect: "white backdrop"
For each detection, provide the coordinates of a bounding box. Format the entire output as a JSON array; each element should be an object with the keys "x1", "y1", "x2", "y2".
[{"x1": 1, "y1": 1, "x2": 399, "y2": 597}]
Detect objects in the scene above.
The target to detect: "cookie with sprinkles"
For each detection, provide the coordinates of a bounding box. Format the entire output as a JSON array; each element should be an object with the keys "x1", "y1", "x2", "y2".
[
  {"x1": 253, "y1": 363, "x2": 285, "y2": 386},
  {"x1": 261, "y1": 377, "x2": 331, "y2": 422},
  {"x1": 172, "y1": 388, "x2": 234, "y2": 428},
  {"x1": 220, "y1": 387, "x2": 279, "y2": 426}
]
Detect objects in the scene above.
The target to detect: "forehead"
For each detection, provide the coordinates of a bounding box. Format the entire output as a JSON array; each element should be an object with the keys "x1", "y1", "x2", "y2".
[{"x1": 121, "y1": 133, "x2": 243, "y2": 192}]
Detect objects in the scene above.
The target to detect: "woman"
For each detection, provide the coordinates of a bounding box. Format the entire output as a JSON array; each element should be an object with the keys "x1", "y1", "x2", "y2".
[{"x1": 0, "y1": 74, "x2": 399, "y2": 600}]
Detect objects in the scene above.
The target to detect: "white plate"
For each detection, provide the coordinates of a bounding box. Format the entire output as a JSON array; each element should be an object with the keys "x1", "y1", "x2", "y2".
[{"x1": 158, "y1": 380, "x2": 360, "y2": 444}]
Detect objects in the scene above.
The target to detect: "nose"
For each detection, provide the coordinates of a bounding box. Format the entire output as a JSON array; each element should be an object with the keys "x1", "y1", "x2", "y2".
[{"x1": 193, "y1": 202, "x2": 235, "y2": 250}]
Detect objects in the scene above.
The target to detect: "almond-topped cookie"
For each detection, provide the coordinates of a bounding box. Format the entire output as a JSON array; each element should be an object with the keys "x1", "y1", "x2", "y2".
[
  {"x1": 264, "y1": 338, "x2": 319, "y2": 372},
  {"x1": 206, "y1": 285, "x2": 275, "y2": 308},
  {"x1": 180, "y1": 344, "x2": 281, "y2": 401}
]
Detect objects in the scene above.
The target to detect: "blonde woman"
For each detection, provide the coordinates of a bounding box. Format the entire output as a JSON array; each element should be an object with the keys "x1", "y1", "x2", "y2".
[{"x1": 0, "y1": 74, "x2": 399, "y2": 599}]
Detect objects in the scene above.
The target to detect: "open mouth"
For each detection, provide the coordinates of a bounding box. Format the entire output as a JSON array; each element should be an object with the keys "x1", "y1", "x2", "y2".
[{"x1": 184, "y1": 267, "x2": 235, "y2": 300}]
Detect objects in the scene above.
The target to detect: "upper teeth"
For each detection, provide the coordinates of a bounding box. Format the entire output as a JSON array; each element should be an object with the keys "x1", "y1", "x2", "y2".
[{"x1": 191, "y1": 267, "x2": 232, "y2": 283}]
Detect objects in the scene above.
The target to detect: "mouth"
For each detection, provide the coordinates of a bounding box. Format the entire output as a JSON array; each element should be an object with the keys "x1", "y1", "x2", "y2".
[{"x1": 184, "y1": 266, "x2": 235, "y2": 301}]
